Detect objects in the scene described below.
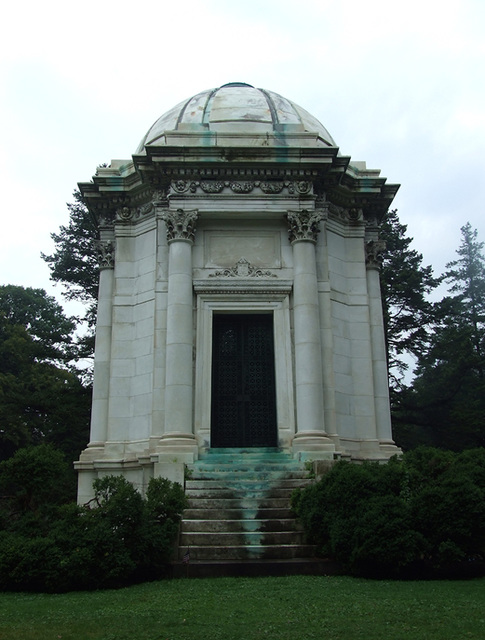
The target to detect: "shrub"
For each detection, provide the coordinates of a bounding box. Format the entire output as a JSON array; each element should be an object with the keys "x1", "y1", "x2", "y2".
[
  {"x1": 0, "y1": 463, "x2": 188, "y2": 592},
  {"x1": 292, "y1": 448, "x2": 485, "y2": 578}
]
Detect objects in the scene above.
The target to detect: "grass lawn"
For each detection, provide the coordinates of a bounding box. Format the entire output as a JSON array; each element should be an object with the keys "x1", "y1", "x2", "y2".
[{"x1": 0, "y1": 575, "x2": 484, "y2": 640}]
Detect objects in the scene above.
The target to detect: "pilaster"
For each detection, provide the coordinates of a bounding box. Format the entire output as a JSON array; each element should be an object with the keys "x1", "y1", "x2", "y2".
[
  {"x1": 82, "y1": 230, "x2": 115, "y2": 457},
  {"x1": 365, "y1": 227, "x2": 401, "y2": 457}
]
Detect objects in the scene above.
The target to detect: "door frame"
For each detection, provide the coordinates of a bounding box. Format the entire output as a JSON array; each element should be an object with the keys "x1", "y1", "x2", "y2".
[{"x1": 194, "y1": 291, "x2": 295, "y2": 451}]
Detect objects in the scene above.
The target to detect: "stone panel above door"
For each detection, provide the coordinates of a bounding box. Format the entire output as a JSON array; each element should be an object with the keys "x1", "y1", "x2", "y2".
[{"x1": 204, "y1": 231, "x2": 281, "y2": 268}]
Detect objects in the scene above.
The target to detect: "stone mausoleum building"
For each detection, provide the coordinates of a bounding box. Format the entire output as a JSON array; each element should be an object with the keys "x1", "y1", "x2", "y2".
[{"x1": 76, "y1": 83, "x2": 401, "y2": 504}]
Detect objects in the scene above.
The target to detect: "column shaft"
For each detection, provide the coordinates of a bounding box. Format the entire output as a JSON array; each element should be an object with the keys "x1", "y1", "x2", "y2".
[
  {"x1": 164, "y1": 240, "x2": 194, "y2": 435},
  {"x1": 366, "y1": 265, "x2": 394, "y2": 443},
  {"x1": 88, "y1": 250, "x2": 114, "y2": 448},
  {"x1": 293, "y1": 240, "x2": 326, "y2": 433}
]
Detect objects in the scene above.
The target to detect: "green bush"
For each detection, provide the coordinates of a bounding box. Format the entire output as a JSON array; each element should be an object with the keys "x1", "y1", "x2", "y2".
[
  {"x1": 0, "y1": 450, "x2": 188, "y2": 592},
  {"x1": 292, "y1": 448, "x2": 485, "y2": 578}
]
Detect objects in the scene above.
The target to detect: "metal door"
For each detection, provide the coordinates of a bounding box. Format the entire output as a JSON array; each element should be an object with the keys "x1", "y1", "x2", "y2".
[{"x1": 211, "y1": 314, "x2": 277, "y2": 448}]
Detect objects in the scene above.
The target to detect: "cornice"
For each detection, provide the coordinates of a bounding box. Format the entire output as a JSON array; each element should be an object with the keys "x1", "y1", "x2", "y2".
[{"x1": 78, "y1": 146, "x2": 399, "y2": 227}]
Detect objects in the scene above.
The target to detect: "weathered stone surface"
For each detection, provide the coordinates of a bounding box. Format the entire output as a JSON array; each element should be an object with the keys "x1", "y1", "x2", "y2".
[{"x1": 76, "y1": 83, "x2": 401, "y2": 506}]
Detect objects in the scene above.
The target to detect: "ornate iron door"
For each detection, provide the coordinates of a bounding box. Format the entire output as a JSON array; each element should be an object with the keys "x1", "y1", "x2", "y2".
[{"x1": 211, "y1": 314, "x2": 277, "y2": 448}]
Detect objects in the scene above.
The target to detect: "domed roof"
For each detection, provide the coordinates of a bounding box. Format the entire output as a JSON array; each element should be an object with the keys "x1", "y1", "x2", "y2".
[{"x1": 136, "y1": 83, "x2": 336, "y2": 153}]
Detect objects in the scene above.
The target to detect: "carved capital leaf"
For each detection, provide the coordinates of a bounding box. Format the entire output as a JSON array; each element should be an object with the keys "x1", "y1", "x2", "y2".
[
  {"x1": 97, "y1": 240, "x2": 115, "y2": 269},
  {"x1": 365, "y1": 239, "x2": 386, "y2": 269},
  {"x1": 161, "y1": 208, "x2": 198, "y2": 243},
  {"x1": 287, "y1": 209, "x2": 324, "y2": 244}
]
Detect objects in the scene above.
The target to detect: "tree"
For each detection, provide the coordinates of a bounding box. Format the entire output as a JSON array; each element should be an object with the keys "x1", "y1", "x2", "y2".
[
  {"x1": 444, "y1": 222, "x2": 485, "y2": 373},
  {"x1": 0, "y1": 285, "x2": 77, "y2": 365},
  {"x1": 0, "y1": 286, "x2": 91, "y2": 462},
  {"x1": 41, "y1": 191, "x2": 99, "y2": 359},
  {"x1": 379, "y1": 210, "x2": 440, "y2": 392},
  {"x1": 404, "y1": 223, "x2": 485, "y2": 450},
  {"x1": 0, "y1": 444, "x2": 75, "y2": 519}
]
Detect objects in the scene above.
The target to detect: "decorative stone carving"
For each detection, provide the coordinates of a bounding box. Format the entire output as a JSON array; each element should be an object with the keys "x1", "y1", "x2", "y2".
[
  {"x1": 365, "y1": 239, "x2": 386, "y2": 269},
  {"x1": 260, "y1": 181, "x2": 284, "y2": 193},
  {"x1": 97, "y1": 240, "x2": 115, "y2": 269},
  {"x1": 328, "y1": 202, "x2": 363, "y2": 223},
  {"x1": 152, "y1": 187, "x2": 169, "y2": 208},
  {"x1": 209, "y1": 257, "x2": 277, "y2": 278},
  {"x1": 161, "y1": 209, "x2": 198, "y2": 243},
  {"x1": 117, "y1": 206, "x2": 133, "y2": 221},
  {"x1": 116, "y1": 202, "x2": 155, "y2": 222},
  {"x1": 294, "y1": 181, "x2": 312, "y2": 195},
  {"x1": 287, "y1": 210, "x2": 324, "y2": 244},
  {"x1": 348, "y1": 207, "x2": 363, "y2": 222},
  {"x1": 169, "y1": 179, "x2": 312, "y2": 196},
  {"x1": 229, "y1": 181, "x2": 254, "y2": 193}
]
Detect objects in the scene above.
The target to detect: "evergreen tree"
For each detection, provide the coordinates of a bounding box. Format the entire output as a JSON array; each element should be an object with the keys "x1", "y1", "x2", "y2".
[
  {"x1": 41, "y1": 191, "x2": 99, "y2": 359},
  {"x1": 379, "y1": 210, "x2": 440, "y2": 392},
  {"x1": 405, "y1": 223, "x2": 485, "y2": 450}
]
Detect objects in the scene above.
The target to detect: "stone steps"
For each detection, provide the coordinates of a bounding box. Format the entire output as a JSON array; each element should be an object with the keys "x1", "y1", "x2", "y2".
[
  {"x1": 186, "y1": 497, "x2": 291, "y2": 509},
  {"x1": 172, "y1": 558, "x2": 341, "y2": 578},
  {"x1": 183, "y1": 507, "x2": 294, "y2": 520},
  {"x1": 180, "y1": 544, "x2": 316, "y2": 562},
  {"x1": 177, "y1": 448, "x2": 315, "y2": 567},
  {"x1": 180, "y1": 531, "x2": 307, "y2": 547},
  {"x1": 186, "y1": 478, "x2": 309, "y2": 489},
  {"x1": 182, "y1": 518, "x2": 302, "y2": 533}
]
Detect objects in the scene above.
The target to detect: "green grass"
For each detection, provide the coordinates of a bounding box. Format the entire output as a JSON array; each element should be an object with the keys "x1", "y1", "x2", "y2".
[{"x1": 0, "y1": 575, "x2": 484, "y2": 640}]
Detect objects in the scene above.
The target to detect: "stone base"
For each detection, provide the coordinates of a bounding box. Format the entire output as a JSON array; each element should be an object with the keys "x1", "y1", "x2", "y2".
[
  {"x1": 292, "y1": 431, "x2": 337, "y2": 461},
  {"x1": 339, "y1": 437, "x2": 402, "y2": 462},
  {"x1": 155, "y1": 432, "x2": 199, "y2": 464},
  {"x1": 153, "y1": 461, "x2": 185, "y2": 486}
]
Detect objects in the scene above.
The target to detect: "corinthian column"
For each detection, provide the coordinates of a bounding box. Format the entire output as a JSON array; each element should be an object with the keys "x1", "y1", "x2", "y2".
[
  {"x1": 288, "y1": 210, "x2": 335, "y2": 459},
  {"x1": 86, "y1": 235, "x2": 115, "y2": 453},
  {"x1": 158, "y1": 209, "x2": 198, "y2": 459}
]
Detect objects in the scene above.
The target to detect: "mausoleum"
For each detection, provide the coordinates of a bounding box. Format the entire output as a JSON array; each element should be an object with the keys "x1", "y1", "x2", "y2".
[{"x1": 75, "y1": 83, "x2": 401, "y2": 504}]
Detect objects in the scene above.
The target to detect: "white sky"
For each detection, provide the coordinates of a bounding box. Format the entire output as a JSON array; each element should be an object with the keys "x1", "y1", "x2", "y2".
[{"x1": 1, "y1": 0, "x2": 484, "y2": 313}]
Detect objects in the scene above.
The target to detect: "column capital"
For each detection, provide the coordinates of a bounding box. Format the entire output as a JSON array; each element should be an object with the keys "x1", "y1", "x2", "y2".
[
  {"x1": 365, "y1": 239, "x2": 386, "y2": 270},
  {"x1": 161, "y1": 208, "x2": 198, "y2": 244},
  {"x1": 287, "y1": 209, "x2": 325, "y2": 244},
  {"x1": 97, "y1": 239, "x2": 115, "y2": 270}
]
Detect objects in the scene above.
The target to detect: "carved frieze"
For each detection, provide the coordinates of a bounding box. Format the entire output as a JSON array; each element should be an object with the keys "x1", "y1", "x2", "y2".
[
  {"x1": 169, "y1": 179, "x2": 313, "y2": 196},
  {"x1": 209, "y1": 257, "x2": 277, "y2": 278},
  {"x1": 161, "y1": 208, "x2": 198, "y2": 243},
  {"x1": 97, "y1": 240, "x2": 115, "y2": 269},
  {"x1": 115, "y1": 201, "x2": 155, "y2": 222},
  {"x1": 287, "y1": 210, "x2": 324, "y2": 244},
  {"x1": 114, "y1": 187, "x2": 170, "y2": 223},
  {"x1": 328, "y1": 202, "x2": 363, "y2": 224}
]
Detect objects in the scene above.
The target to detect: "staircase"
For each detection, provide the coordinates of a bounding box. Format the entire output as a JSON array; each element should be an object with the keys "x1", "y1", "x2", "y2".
[{"x1": 174, "y1": 448, "x2": 336, "y2": 577}]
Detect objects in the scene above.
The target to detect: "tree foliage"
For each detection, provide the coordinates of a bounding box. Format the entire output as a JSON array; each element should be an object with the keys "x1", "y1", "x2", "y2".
[
  {"x1": 0, "y1": 286, "x2": 91, "y2": 462},
  {"x1": 292, "y1": 448, "x2": 485, "y2": 578},
  {"x1": 41, "y1": 191, "x2": 99, "y2": 358},
  {"x1": 379, "y1": 210, "x2": 440, "y2": 389},
  {"x1": 0, "y1": 285, "x2": 77, "y2": 365},
  {"x1": 400, "y1": 223, "x2": 485, "y2": 450}
]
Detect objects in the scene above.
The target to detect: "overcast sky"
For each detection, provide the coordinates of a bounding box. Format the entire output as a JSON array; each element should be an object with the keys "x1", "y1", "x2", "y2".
[{"x1": 1, "y1": 0, "x2": 484, "y2": 313}]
